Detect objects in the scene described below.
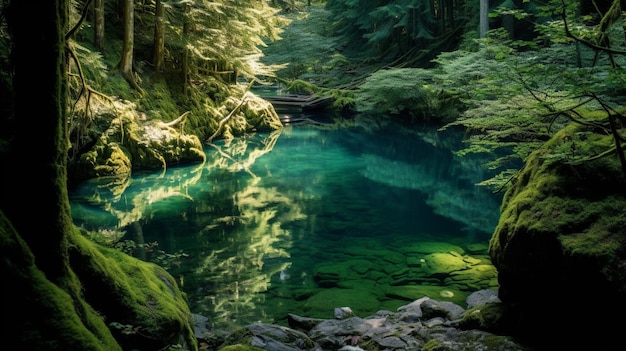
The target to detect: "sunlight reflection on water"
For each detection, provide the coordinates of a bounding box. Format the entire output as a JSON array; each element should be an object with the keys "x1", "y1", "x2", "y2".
[{"x1": 69, "y1": 117, "x2": 503, "y2": 330}]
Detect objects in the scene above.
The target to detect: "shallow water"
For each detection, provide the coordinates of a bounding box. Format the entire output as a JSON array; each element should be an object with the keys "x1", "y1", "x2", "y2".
[{"x1": 69, "y1": 117, "x2": 503, "y2": 330}]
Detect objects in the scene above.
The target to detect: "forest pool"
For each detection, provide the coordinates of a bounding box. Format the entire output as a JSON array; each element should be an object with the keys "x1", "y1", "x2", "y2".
[{"x1": 69, "y1": 115, "x2": 503, "y2": 330}]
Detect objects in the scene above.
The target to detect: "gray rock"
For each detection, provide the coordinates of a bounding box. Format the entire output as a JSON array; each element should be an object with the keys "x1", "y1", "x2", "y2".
[
  {"x1": 218, "y1": 295, "x2": 531, "y2": 351},
  {"x1": 420, "y1": 299, "x2": 465, "y2": 320},
  {"x1": 287, "y1": 313, "x2": 324, "y2": 333},
  {"x1": 466, "y1": 289, "x2": 500, "y2": 309},
  {"x1": 334, "y1": 307, "x2": 354, "y2": 319}
]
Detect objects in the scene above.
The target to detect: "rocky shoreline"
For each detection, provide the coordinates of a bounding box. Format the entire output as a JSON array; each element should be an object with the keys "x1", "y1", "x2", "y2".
[{"x1": 193, "y1": 289, "x2": 533, "y2": 350}]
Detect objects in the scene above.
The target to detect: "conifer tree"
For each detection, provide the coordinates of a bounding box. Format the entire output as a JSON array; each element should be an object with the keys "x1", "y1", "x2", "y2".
[
  {"x1": 117, "y1": 0, "x2": 142, "y2": 92},
  {"x1": 153, "y1": 0, "x2": 165, "y2": 74},
  {"x1": 94, "y1": 0, "x2": 105, "y2": 51}
]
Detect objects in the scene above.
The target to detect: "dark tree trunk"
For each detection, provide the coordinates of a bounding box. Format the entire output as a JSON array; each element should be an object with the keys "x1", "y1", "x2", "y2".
[
  {"x1": 118, "y1": 0, "x2": 142, "y2": 91},
  {"x1": 3, "y1": 0, "x2": 72, "y2": 283},
  {"x1": 153, "y1": 0, "x2": 165, "y2": 74},
  {"x1": 182, "y1": 2, "x2": 191, "y2": 95},
  {"x1": 94, "y1": 0, "x2": 105, "y2": 52}
]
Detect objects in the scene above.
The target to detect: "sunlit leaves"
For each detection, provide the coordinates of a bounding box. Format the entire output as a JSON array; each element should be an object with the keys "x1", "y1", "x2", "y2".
[{"x1": 178, "y1": 0, "x2": 287, "y2": 83}]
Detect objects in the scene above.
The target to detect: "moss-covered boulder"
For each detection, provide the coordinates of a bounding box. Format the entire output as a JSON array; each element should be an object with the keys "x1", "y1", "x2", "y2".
[
  {"x1": 69, "y1": 95, "x2": 283, "y2": 182},
  {"x1": 69, "y1": 230, "x2": 198, "y2": 350},
  {"x1": 0, "y1": 213, "x2": 197, "y2": 351},
  {"x1": 69, "y1": 100, "x2": 205, "y2": 182},
  {"x1": 489, "y1": 122, "x2": 626, "y2": 348},
  {"x1": 212, "y1": 93, "x2": 284, "y2": 141},
  {"x1": 0, "y1": 212, "x2": 123, "y2": 350}
]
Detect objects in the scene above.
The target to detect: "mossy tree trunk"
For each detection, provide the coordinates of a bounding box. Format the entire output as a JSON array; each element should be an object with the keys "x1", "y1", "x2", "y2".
[
  {"x1": 1, "y1": 2, "x2": 197, "y2": 350},
  {"x1": 118, "y1": 0, "x2": 143, "y2": 92},
  {"x1": 0, "y1": 1, "x2": 121, "y2": 349},
  {"x1": 3, "y1": 0, "x2": 73, "y2": 284},
  {"x1": 182, "y1": 1, "x2": 191, "y2": 95}
]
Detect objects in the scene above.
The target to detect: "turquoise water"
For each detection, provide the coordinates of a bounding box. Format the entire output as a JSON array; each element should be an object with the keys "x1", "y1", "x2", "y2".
[{"x1": 69, "y1": 118, "x2": 503, "y2": 330}]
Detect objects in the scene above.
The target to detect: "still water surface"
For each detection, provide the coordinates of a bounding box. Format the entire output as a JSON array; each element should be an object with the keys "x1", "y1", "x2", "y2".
[{"x1": 69, "y1": 117, "x2": 502, "y2": 330}]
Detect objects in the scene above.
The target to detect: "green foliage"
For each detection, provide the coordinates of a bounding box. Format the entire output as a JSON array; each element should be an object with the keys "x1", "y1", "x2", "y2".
[
  {"x1": 327, "y1": 88, "x2": 356, "y2": 111},
  {"x1": 285, "y1": 79, "x2": 322, "y2": 94},
  {"x1": 259, "y1": 7, "x2": 345, "y2": 83},
  {"x1": 325, "y1": 0, "x2": 443, "y2": 60},
  {"x1": 356, "y1": 68, "x2": 438, "y2": 120},
  {"x1": 431, "y1": 0, "x2": 626, "y2": 190}
]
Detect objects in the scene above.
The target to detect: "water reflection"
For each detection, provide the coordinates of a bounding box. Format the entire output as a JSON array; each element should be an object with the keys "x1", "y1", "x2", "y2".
[{"x1": 70, "y1": 121, "x2": 502, "y2": 329}]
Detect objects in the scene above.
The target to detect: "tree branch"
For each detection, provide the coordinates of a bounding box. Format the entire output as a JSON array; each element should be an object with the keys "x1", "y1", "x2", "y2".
[{"x1": 560, "y1": 0, "x2": 626, "y2": 56}]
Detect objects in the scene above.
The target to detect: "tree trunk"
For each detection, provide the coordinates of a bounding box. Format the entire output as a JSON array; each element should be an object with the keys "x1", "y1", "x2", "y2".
[
  {"x1": 479, "y1": 0, "x2": 489, "y2": 38},
  {"x1": 94, "y1": 0, "x2": 105, "y2": 52},
  {"x1": 153, "y1": 0, "x2": 165, "y2": 74},
  {"x1": 1, "y1": 0, "x2": 122, "y2": 348},
  {"x1": 182, "y1": 1, "x2": 191, "y2": 95},
  {"x1": 445, "y1": 0, "x2": 454, "y2": 31},
  {"x1": 0, "y1": 3, "x2": 197, "y2": 349},
  {"x1": 3, "y1": 0, "x2": 72, "y2": 283},
  {"x1": 118, "y1": 0, "x2": 142, "y2": 91}
]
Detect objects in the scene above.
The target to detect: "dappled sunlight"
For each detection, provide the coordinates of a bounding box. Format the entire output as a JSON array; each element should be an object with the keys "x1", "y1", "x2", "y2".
[
  {"x1": 70, "y1": 160, "x2": 206, "y2": 229},
  {"x1": 70, "y1": 122, "x2": 503, "y2": 329}
]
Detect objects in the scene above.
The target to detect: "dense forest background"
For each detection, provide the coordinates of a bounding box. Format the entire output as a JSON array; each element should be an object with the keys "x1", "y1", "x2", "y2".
[
  {"x1": 1, "y1": 0, "x2": 620, "y2": 187},
  {"x1": 0, "y1": 0, "x2": 625, "y2": 350},
  {"x1": 1, "y1": 0, "x2": 623, "y2": 185}
]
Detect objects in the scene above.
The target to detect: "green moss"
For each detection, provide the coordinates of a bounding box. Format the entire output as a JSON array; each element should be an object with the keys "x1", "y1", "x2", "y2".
[
  {"x1": 1, "y1": 212, "x2": 122, "y2": 350},
  {"x1": 69, "y1": 231, "x2": 198, "y2": 350},
  {"x1": 358, "y1": 338, "x2": 382, "y2": 351},
  {"x1": 481, "y1": 335, "x2": 516, "y2": 349},
  {"x1": 422, "y1": 339, "x2": 442, "y2": 351},
  {"x1": 458, "y1": 303, "x2": 509, "y2": 333},
  {"x1": 218, "y1": 327, "x2": 254, "y2": 349},
  {"x1": 490, "y1": 121, "x2": 626, "y2": 297},
  {"x1": 493, "y1": 123, "x2": 626, "y2": 257}
]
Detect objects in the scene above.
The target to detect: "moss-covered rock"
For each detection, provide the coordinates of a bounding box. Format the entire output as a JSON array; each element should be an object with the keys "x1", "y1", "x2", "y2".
[
  {"x1": 219, "y1": 323, "x2": 316, "y2": 351},
  {"x1": 68, "y1": 230, "x2": 198, "y2": 351},
  {"x1": 215, "y1": 93, "x2": 283, "y2": 141},
  {"x1": 0, "y1": 212, "x2": 123, "y2": 351},
  {"x1": 219, "y1": 345, "x2": 266, "y2": 351},
  {"x1": 456, "y1": 303, "x2": 513, "y2": 334},
  {"x1": 488, "y1": 122, "x2": 626, "y2": 348},
  {"x1": 69, "y1": 100, "x2": 205, "y2": 182},
  {"x1": 385, "y1": 285, "x2": 469, "y2": 306},
  {"x1": 70, "y1": 94, "x2": 283, "y2": 182},
  {"x1": 303, "y1": 288, "x2": 382, "y2": 318}
]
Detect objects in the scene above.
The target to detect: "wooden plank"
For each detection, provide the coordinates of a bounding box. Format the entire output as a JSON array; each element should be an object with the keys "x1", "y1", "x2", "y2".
[{"x1": 264, "y1": 95, "x2": 332, "y2": 110}]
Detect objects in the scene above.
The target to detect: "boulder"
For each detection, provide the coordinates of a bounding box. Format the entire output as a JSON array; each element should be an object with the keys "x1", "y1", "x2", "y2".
[
  {"x1": 489, "y1": 123, "x2": 626, "y2": 349},
  {"x1": 69, "y1": 100, "x2": 205, "y2": 181}
]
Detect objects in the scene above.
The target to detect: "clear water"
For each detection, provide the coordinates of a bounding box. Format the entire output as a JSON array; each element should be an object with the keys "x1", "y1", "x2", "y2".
[{"x1": 69, "y1": 116, "x2": 503, "y2": 330}]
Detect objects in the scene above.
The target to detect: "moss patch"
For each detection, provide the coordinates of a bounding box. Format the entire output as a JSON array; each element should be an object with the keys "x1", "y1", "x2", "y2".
[
  {"x1": 303, "y1": 288, "x2": 381, "y2": 318},
  {"x1": 68, "y1": 229, "x2": 197, "y2": 351},
  {"x1": 0, "y1": 212, "x2": 122, "y2": 350}
]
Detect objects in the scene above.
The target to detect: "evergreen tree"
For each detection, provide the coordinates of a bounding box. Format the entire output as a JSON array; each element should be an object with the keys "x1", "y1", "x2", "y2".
[
  {"x1": 117, "y1": 0, "x2": 142, "y2": 91},
  {"x1": 326, "y1": 0, "x2": 469, "y2": 65}
]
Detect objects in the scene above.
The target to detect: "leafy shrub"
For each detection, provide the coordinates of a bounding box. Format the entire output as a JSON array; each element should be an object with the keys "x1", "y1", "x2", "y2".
[{"x1": 355, "y1": 68, "x2": 459, "y2": 122}]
